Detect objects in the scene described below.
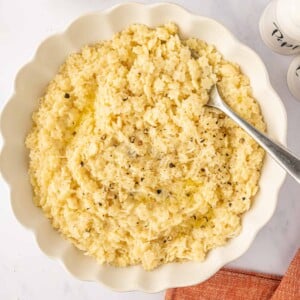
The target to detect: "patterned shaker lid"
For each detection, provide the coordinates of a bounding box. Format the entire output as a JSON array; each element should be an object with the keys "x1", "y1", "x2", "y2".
[{"x1": 287, "y1": 56, "x2": 300, "y2": 101}]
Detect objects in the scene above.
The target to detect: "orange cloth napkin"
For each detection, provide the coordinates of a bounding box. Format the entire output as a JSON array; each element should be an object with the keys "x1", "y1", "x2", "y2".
[{"x1": 166, "y1": 249, "x2": 300, "y2": 300}]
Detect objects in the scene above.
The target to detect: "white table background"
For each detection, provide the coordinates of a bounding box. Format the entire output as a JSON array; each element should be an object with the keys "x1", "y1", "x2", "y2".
[{"x1": 1, "y1": 0, "x2": 299, "y2": 299}]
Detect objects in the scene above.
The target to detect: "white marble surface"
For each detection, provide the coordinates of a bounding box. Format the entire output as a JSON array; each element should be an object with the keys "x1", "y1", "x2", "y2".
[{"x1": 1, "y1": 0, "x2": 299, "y2": 299}]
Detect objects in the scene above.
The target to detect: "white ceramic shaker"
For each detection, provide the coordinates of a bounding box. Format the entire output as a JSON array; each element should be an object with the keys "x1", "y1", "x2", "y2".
[
  {"x1": 287, "y1": 56, "x2": 300, "y2": 101},
  {"x1": 259, "y1": 0, "x2": 300, "y2": 55}
]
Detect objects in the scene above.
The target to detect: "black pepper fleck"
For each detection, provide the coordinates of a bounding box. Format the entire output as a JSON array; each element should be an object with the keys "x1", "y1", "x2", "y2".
[
  {"x1": 156, "y1": 189, "x2": 162, "y2": 194},
  {"x1": 242, "y1": 197, "x2": 246, "y2": 200},
  {"x1": 169, "y1": 162, "x2": 176, "y2": 168},
  {"x1": 80, "y1": 161, "x2": 84, "y2": 167},
  {"x1": 64, "y1": 93, "x2": 70, "y2": 99}
]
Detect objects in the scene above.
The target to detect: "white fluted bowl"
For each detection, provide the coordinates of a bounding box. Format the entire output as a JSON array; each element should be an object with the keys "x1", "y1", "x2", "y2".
[{"x1": 0, "y1": 2, "x2": 287, "y2": 292}]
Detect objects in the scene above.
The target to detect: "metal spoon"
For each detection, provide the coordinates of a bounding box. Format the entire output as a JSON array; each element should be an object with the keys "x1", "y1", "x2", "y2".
[{"x1": 207, "y1": 85, "x2": 300, "y2": 184}]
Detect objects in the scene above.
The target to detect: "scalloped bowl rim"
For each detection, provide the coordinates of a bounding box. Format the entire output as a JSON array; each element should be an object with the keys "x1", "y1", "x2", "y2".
[{"x1": 0, "y1": 2, "x2": 287, "y2": 292}]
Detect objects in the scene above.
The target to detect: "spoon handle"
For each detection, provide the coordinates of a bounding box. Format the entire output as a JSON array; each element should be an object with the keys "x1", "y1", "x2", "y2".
[{"x1": 219, "y1": 101, "x2": 300, "y2": 184}]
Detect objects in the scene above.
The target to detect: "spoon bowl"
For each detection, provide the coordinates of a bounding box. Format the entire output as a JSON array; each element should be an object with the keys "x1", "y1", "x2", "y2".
[{"x1": 207, "y1": 85, "x2": 300, "y2": 184}]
